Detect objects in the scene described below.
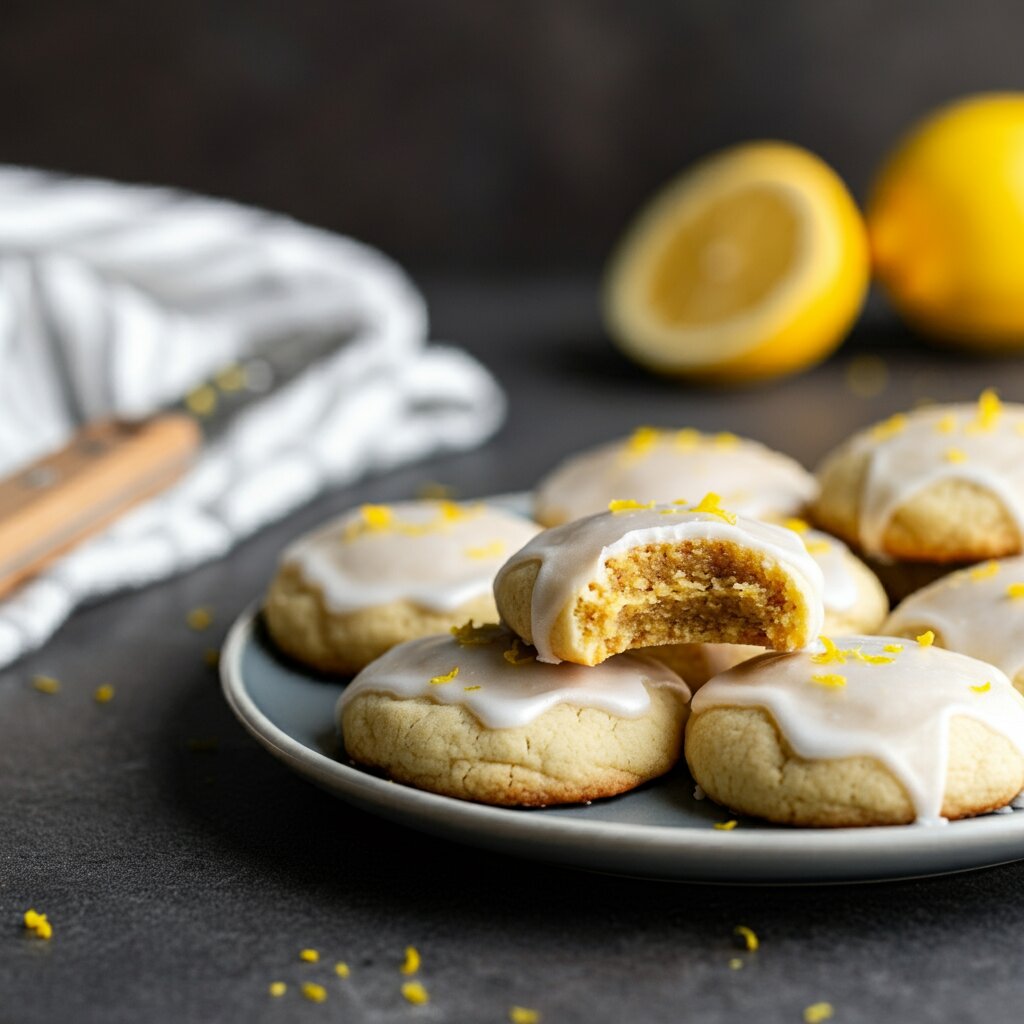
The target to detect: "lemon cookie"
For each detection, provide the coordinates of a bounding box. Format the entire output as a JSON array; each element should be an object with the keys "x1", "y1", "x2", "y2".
[
  {"x1": 814, "y1": 391, "x2": 1024, "y2": 564},
  {"x1": 265, "y1": 501, "x2": 539, "y2": 674},
  {"x1": 650, "y1": 521, "x2": 888, "y2": 688},
  {"x1": 338, "y1": 623, "x2": 691, "y2": 806},
  {"x1": 534, "y1": 427, "x2": 816, "y2": 527},
  {"x1": 494, "y1": 494, "x2": 824, "y2": 667},
  {"x1": 884, "y1": 556, "x2": 1024, "y2": 693},
  {"x1": 687, "y1": 635, "x2": 1024, "y2": 827}
]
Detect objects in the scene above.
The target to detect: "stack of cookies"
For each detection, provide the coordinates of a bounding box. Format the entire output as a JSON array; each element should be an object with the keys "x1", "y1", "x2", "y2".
[{"x1": 264, "y1": 396, "x2": 1024, "y2": 827}]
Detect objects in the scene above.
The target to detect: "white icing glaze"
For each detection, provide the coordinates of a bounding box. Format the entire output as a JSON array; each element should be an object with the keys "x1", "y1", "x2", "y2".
[
  {"x1": 884, "y1": 556, "x2": 1024, "y2": 687},
  {"x1": 693, "y1": 635, "x2": 1024, "y2": 823},
  {"x1": 800, "y1": 526, "x2": 859, "y2": 613},
  {"x1": 283, "y1": 501, "x2": 539, "y2": 613},
  {"x1": 337, "y1": 627, "x2": 690, "y2": 730},
  {"x1": 535, "y1": 429, "x2": 816, "y2": 525},
  {"x1": 495, "y1": 503, "x2": 825, "y2": 664},
  {"x1": 840, "y1": 399, "x2": 1024, "y2": 556}
]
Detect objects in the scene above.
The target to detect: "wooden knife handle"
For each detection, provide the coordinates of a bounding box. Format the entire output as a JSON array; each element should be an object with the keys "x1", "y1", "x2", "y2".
[{"x1": 0, "y1": 414, "x2": 202, "y2": 599}]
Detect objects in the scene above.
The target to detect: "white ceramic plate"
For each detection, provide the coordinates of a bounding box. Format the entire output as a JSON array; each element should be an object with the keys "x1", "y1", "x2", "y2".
[{"x1": 222, "y1": 605, "x2": 1024, "y2": 885}]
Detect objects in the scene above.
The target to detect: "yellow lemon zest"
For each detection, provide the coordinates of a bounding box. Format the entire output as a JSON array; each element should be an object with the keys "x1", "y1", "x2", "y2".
[
  {"x1": 804, "y1": 1003, "x2": 834, "y2": 1024},
  {"x1": 804, "y1": 539, "x2": 831, "y2": 555},
  {"x1": 23, "y1": 909, "x2": 52, "y2": 940},
  {"x1": 811, "y1": 636, "x2": 846, "y2": 665},
  {"x1": 692, "y1": 492, "x2": 737, "y2": 524},
  {"x1": 976, "y1": 388, "x2": 1002, "y2": 431},
  {"x1": 625, "y1": 426, "x2": 661, "y2": 456},
  {"x1": 674, "y1": 428, "x2": 701, "y2": 449},
  {"x1": 184, "y1": 384, "x2": 217, "y2": 417},
  {"x1": 971, "y1": 561, "x2": 1001, "y2": 581},
  {"x1": 503, "y1": 638, "x2": 535, "y2": 666},
  {"x1": 334, "y1": 961, "x2": 350, "y2": 978},
  {"x1": 438, "y1": 500, "x2": 468, "y2": 522},
  {"x1": 301, "y1": 982, "x2": 327, "y2": 1003},
  {"x1": 360, "y1": 504, "x2": 393, "y2": 530},
  {"x1": 400, "y1": 946, "x2": 421, "y2": 975},
  {"x1": 608, "y1": 498, "x2": 655, "y2": 513},
  {"x1": 1007, "y1": 583, "x2": 1024, "y2": 599},
  {"x1": 450, "y1": 621, "x2": 503, "y2": 647},
  {"x1": 971, "y1": 681, "x2": 992, "y2": 694},
  {"x1": 401, "y1": 981, "x2": 429, "y2": 1005},
  {"x1": 510, "y1": 1008, "x2": 541, "y2": 1024},
  {"x1": 463, "y1": 685, "x2": 482, "y2": 692},
  {"x1": 299, "y1": 948, "x2": 320, "y2": 963},
  {"x1": 944, "y1": 447, "x2": 968, "y2": 464},
  {"x1": 31, "y1": 675, "x2": 60, "y2": 694},
  {"x1": 186, "y1": 606, "x2": 213, "y2": 630},
  {"x1": 871, "y1": 413, "x2": 907, "y2": 441},
  {"x1": 733, "y1": 925, "x2": 759, "y2": 952},
  {"x1": 93, "y1": 684, "x2": 115, "y2": 704},
  {"x1": 883, "y1": 643, "x2": 904, "y2": 653},
  {"x1": 464, "y1": 540, "x2": 505, "y2": 560},
  {"x1": 936, "y1": 413, "x2": 958, "y2": 434},
  {"x1": 916, "y1": 630, "x2": 935, "y2": 647},
  {"x1": 713, "y1": 820, "x2": 738, "y2": 831},
  {"x1": 713, "y1": 432, "x2": 739, "y2": 449},
  {"x1": 811, "y1": 673, "x2": 847, "y2": 689},
  {"x1": 849, "y1": 649, "x2": 894, "y2": 665},
  {"x1": 429, "y1": 667, "x2": 459, "y2": 686},
  {"x1": 783, "y1": 518, "x2": 810, "y2": 534},
  {"x1": 268, "y1": 982, "x2": 287, "y2": 997}
]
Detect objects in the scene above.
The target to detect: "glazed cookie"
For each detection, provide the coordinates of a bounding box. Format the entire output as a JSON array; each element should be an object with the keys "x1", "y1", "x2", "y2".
[
  {"x1": 687, "y1": 635, "x2": 1024, "y2": 827},
  {"x1": 534, "y1": 426, "x2": 816, "y2": 527},
  {"x1": 884, "y1": 556, "x2": 1024, "y2": 693},
  {"x1": 265, "y1": 501, "x2": 539, "y2": 674},
  {"x1": 338, "y1": 623, "x2": 691, "y2": 806},
  {"x1": 494, "y1": 494, "x2": 824, "y2": 667},
  {"x1": 650, "y1": 520, "x2": 888, "y2": 688},
  {"x1": 814, "y1": 390, "x2": 1024, "y2": 563}
]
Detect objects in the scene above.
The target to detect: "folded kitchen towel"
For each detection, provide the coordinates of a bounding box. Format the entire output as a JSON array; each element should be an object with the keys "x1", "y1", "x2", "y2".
[{"x1": 0, "y1": 167, "x2": 505, "y2": 668}]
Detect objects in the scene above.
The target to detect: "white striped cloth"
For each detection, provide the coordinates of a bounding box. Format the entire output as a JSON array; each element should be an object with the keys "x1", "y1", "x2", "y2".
[{"x1": 0, "y1": 167, "x2": 505, "y2": 668}]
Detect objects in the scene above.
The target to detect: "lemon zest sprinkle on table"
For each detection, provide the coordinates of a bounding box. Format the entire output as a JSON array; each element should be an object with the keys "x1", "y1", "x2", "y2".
[
  {"x1": 268, "y1": 981, "x2": 287, "y2": 997},
  {"x1": 608, "y1": 498, "x2": 655, "y2": 513},
  {"x1": 93, "y1": 684, "x2": 115, "y2": 704},
  {"x1": 400, "y1": 946, "x2": 421, "y2": 975},
  {"x1": 31, "y1": 675, "x2": 60, "y2": 694},
  {"x1": 186, "y1": 607, "x2": 213, "y2": 630},
  {"x1": 401, "y1": 981, "x2": 429, "y2": 1005},
  {"x1": 692, "y1": 492, "x2": 737, "y2": 524},
  {"x1": 429, "y1": 667, "x2": 459, "y2": 686},
  {"x1": 1007, "y1": 583, "x2": 1024, "y2": 599},
  {"x1": 714, "y1": 820, "x2": 738, "y2": 831},
  {"x1": 733, "y1": 925, "x2": 759, "y2": 951},
  {"x1": 464, "y1": 541, "x2": 505, "y2": 560},
  {"x1": 916, "y1": 630, "x2": 935, "y2": 647},
  {"x1": 301, "y1": 982, "x2": 327, "y2": 1003},
  {"x1": 334, "y1": 961, "x2": 350, "y2": 978},
  {"x1": 804, "y1": 1002, "x2": 834, "y2": 1023},
  {"x1": 299, "y1": 948, "x2": 320, "y2": 963},
  {"x1": 944, "y1": 447, "x2": 968, "y2": 464},
  {"x1": 971, "y1": 681, "x2": 992, "y2": 694},
  {"x1": 811, "y1": 673, "x2": 847, "y2": 689},
  {"x1": 510, "y1": 1007, "x2": 541, "y2": 1024},
  {"x1": 971, "y1": 561, "x2": 1001, "y2": 581},
  {"x1": 23, "y1": 908, "x2": 52, "y2": 940}
]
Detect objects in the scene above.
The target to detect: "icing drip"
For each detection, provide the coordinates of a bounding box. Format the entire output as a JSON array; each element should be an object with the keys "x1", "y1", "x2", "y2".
[
  {"x1": 535, "y1": 428, "x2": 816, "y2": 524},
  {"x1": 495, "y1": 503, "x2": 825, "y2": 664},
  {"x1": 337, "y1": 626, "x2": 690, "y2": 730},
  {"x1": 783, "y1": 520, "x2": 859, "y2": 613},
  {"x1": 846, "y1": 396, "x2": 1024, "y2": 555},
  {"x1": 692, "y1": 636, "x2": 1024, "y2": 823},
  {"x1": 283, "y1": 501, "x2": 539, "y2": 613},
  {"x1": 885, "y1": 555, "x2": 1024, "y2": 688}
]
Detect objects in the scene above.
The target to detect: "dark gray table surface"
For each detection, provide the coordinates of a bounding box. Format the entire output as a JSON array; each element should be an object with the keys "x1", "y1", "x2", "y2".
[{"x1": 4, "y1": 277, "x2": 1024, "y2": 1024}]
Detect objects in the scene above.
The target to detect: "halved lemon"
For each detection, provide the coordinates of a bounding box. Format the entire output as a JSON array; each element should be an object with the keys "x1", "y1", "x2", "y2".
[{"x1": 604, "y1": 142, "x2": 869, "y2": 383}]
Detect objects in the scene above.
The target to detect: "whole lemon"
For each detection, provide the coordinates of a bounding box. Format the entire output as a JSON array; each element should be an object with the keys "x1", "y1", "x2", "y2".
[
  {"x1": 869, "y1": 93, "x2": 1024, "y2": 349},
  {"x1": 604, "y1": 142, "x2": 869, "y2": 383}
]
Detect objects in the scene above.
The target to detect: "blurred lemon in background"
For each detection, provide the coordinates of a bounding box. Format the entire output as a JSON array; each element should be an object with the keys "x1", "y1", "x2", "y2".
[
  {"x1": 604, "y1": 141, "x2": 869, "y2": 383},
  {"x1": 869, "y1": 92, "x2": 1024, "y2": 350}
]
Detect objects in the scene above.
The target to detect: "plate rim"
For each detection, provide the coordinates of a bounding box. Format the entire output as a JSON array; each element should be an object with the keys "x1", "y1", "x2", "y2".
[{"x1": 221, "y1": 605, "x2": 1024, "y2": 875}]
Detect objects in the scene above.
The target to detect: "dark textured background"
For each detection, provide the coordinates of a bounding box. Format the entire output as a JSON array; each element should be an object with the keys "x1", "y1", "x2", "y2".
[{"x1": 3, "y1": 0, "x2": 1024, "y2": 270}]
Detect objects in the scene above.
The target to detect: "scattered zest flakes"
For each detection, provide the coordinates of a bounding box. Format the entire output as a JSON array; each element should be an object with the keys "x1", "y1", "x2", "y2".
[
  {"x1": 299, "y1": 948, "x2": 320, "y2": 963},
  {"x1": 361, "y1": 504, "x2": 393, "y2": 530},
  {"x1": 439, "y1": 500, "x2": 468, "y2": 523},
  {"x1": 503, "y1": 638, "x2": 535, "y2": 666},
  {"x1": 944, "y1": 447, "x2": 967, "y2": 464},
  {"x1": 805, "y1": 539, "x2": 831, "y2": 555},
  {"x1": 626, "y1": 425, "x2": 661, "y2": 456},
  {"x1": 401, "y1": 981, "x2": 429, "y2": 1005},
  {"x1": 811, "y1": 673, "x2": 847, "y2": 689},
  {"x1": 733, "y1": 925, "x2": 759, "y2": 952},
  {"x1": 184, "y1": 384, "x2": 217, "y2": 417},
  {"x1": 811, "y1": 636, "x2": 846, "y2": 665},
  {"x1": 714, "y1": 820, "x2": 738, "y2": 831},
  {"x1": 464, "y1": 540, "x2": 505, "y2": 560},
  {"x1": 450, "y1": 620, "x2": 503, "y2": 647},
  {"x1": 692, "y1": 492, "x2": 737, "y2": 524},
  {"x1": 871, "y1": 413, "x2": 907, "y2": 441},
  {"x1": 400, "y1": 946, "x2": 421, "y2": 975},
  {"x1": 31, "y1": 675, "x2": 60, "y2": 695},
  {"x1": 971, "y1": 681, "x2": 992, "y2": 694},
  {"x1": 93, "y1": 684, "x2": 115, "y2": 704},
  {"x1": 268, "y1": 981, "x2": 287, "y2": 997},
  {"x1": 186, "y1": 606, "x2": 213, "y2": 631},
  {"x1": 429, "y1": 667, "x2": 459, "y2": 686},
  {"x1": 845, "y1": 354, "x2": 889, "y2": 398},
  {"x1": 971, "y1": 561, "x2": 1001, "y2": 581},
  {"x1": 976, "y1": 388, "x2": 1002, "y2": 431},
  {"x1": 783, "y1": 518, "x2": 810, "y2": 534},
  {"x1": 850, "y1": 650, "x2": 894, "y2": 666},
  {"x1": 608, "y1": 498, "x2": 655, "y2": 513},
  {"x1": 301, "y1": 982, "x2": 327, "y2": 1003},
  {"x1": 23, "y1": 909, "x2": 52, "y2": 940},
  {"x1": 728, "y1": 958, "x2": 744, "y2": 970},
  {"x1": 936, "y1": 413, "x2": 958, "y2": 435},
  {"x1": 713, "y1": 432, "x2": 739, "y2": 449},
  {"x1": 1007, "y1": 583, "x2": 1024, "y2": 599},
  {"x1": 804, "y1": 1002, "x2": 834, "y2": 1024},
  {"x1": 463, "y1": 685, "x2": 482, "y2": 692},
  {"x1": 883, "y1": 643, "x2": 904, "y2": 653},
  {"x1": 916, "y1": 630, "x2": 935, "y2": 648},
  {"x1": 334, "y1": 962, "x2": 350, "y2": 978},
  {"x1": 510, "y1": 1008, "x2": 540, "y2": 1024}
]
